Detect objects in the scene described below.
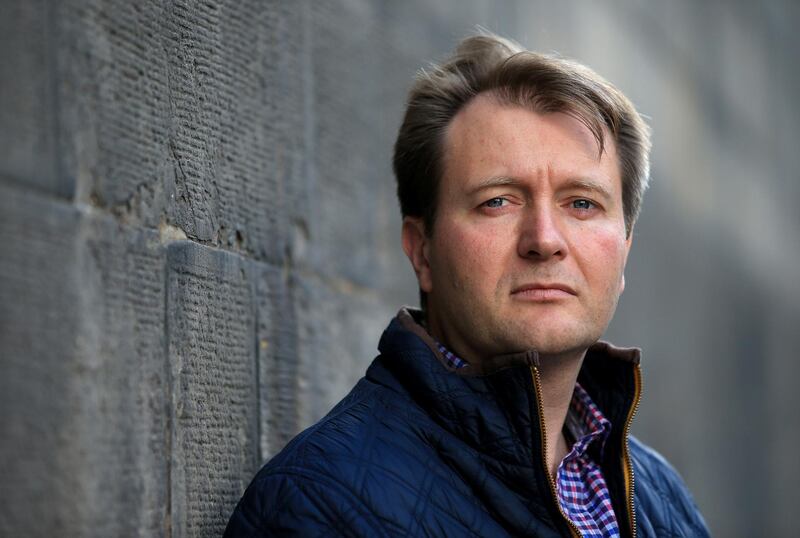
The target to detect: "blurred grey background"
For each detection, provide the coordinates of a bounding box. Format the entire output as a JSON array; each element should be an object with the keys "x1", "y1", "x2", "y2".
[{"x1": 1, "y1": 0, "x2": 797, "y2": 536}]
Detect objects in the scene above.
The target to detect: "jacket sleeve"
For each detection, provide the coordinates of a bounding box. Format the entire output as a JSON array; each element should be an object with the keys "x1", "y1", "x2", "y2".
[{"x1": 223, "y1": 468, "x2": 390, "y2": 538}]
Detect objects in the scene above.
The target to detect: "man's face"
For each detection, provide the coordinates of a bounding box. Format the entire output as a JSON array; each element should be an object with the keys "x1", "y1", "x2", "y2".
[{"x1": 402, "y1": 94, "x2": 633, "y2": 361}]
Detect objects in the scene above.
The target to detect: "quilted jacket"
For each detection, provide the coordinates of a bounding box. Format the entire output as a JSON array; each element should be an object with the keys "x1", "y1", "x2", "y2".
[{"x1": 225, "y1": 308, "x2": 709, "y2": 537}]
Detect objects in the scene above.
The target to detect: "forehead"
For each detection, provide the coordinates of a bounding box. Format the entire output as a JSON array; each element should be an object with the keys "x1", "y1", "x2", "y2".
[{"x1": 441, "y1": 94, "x2": 621, "y2": 192}]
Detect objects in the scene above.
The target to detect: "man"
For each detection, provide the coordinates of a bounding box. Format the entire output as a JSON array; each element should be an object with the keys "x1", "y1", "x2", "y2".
[{"x1": 226, "y1": 33, "x2": 709, "y2": 537}]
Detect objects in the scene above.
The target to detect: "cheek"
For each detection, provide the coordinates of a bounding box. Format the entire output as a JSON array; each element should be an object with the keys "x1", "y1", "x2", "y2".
[
  {"x1": 433, "y1": 222, "x2": 507, "y2": 289},
  {"x1": 579, "y1": 229, "x2": 629, "y2": 288}
]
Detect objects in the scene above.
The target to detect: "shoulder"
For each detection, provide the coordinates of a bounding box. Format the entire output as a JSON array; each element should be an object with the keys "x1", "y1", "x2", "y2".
[
  {"x1": 224, "y1": 377, "x2": 428, "y2": 537},
  {"x1": 223, "y1": 463, "x2": 389, "y2": 537},
  {"x1": 628, "y1": 435, "x2": 711, "y2": 537}
]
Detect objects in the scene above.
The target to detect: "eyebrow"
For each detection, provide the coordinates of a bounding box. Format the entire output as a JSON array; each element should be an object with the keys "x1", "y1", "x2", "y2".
[
  {"x1": 465, "y1": 176, "x2": 520, "y2": 195},
  {"x1": 561, "y1": 178, "x2": 614, "y2": 203}
]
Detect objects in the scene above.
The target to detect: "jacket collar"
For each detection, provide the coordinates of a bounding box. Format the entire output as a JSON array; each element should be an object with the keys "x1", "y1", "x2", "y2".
[
  {"x1": 370, "y1": 307, "x2": 642, "y2": 491},
  {"x1": 369, "y1": 307, "x2": 642, "y2": 535}
]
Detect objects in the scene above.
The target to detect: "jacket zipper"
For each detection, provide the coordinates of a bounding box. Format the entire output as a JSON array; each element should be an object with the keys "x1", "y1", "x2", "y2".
[
  {"x1": 530, "y1": 363, "x2": 643, "y2": 538},
  {"x1": 622, "y1": 364, "x2": 643, "y2": 538},
  {"x1": 529, "y1": 365, "x2": 580, "y2": 538}
]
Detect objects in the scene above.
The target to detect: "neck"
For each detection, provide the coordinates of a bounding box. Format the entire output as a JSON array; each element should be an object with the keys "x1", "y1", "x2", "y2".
[{"x1": 535, "y1": 350, "x2": 585, "y2": 478}]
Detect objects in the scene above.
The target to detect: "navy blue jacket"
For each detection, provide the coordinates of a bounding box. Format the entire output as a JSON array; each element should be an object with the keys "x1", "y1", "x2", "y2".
[{"x1": 225, "y1": 309, "x2": 709, "y2": 537}]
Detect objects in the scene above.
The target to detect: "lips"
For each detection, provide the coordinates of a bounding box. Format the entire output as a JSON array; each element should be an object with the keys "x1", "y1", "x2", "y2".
[{"x1": 510, "y1": 283, "x2": 577, "y2": 297}]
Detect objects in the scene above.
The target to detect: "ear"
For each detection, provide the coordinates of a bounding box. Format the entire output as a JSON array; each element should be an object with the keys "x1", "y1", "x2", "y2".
[
  {"x1": 401, "y1": 217, "x2": 433, "y2": 293},
  {"x1": 620, "y1": 226, "x2": 634, "y2": 294}
]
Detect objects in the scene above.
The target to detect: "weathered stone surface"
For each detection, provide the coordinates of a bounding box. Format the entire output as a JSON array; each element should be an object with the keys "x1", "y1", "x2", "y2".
[
  {"x1": 0, "y1": 184, "x2": 84, "y2": 536},
  {"x1": 293, "y1": 274, "x2": 395, "y2": 428},
  {"x1": 254, "y1": 262, "x2": 300, "y2": 459},
  {"x1": 0, "y1": 184, "x2": 169, "y2": 537},
  {"x1": 55, "y1": 0, "x2": 173, "y2": 218},
  {"x1": 57, "y1": 0, "x2": 305, "y2": 263},
  {"x1": 167, "y1": 241, "x2": 259, "y2": 538},
  {"x1": 160, "y1": 0, "x2": 299, "y2": 258},
  {"x1": 0, "y1": 0, "x2": 63, "y2": 195},
  {"x1": 302, "y1": 1, "x2": 393, "y2": 288},
  {"x1": 79, "y1": 216, "x2": 170, "y2": 538}
]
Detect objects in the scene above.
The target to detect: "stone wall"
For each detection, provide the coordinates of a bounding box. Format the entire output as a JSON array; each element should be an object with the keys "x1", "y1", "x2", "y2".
[{"x1": 1, "y1": 1, "x2": 797, "y2": 536}]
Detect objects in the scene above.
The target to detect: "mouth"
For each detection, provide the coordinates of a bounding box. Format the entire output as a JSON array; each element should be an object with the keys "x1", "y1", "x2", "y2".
[{"x1": 510, "y1": 283, "x2": 577, "y2": 300}]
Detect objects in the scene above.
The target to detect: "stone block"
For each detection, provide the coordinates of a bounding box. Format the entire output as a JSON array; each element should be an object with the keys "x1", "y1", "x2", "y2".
[
  {"x1": 0, "y1": 184, "x2": 169, "y2": 537},
  {"x1": 78, "y1": 216, "x2": 170, "y2": 537},
  {"x1": 0, "y1": 0, "x2": 63, "y2": 195},
  {"x1": 166, "y1": 241, "x2": 258, "y2": 538},
  {"x1": 254, "y1": 262, "x2": 300, "y2": 459},
  {"x1": 0, "y1": 184, "x2": 84, "y2": 536}
]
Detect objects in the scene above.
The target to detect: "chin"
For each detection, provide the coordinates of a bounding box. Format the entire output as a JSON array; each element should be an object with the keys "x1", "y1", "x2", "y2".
[
  {"x1": 529, "y1": 341, "x2": 593, "y2": 357},
  {"x1": 502, "y1": 321, "x2": 600, "y2": 357}
]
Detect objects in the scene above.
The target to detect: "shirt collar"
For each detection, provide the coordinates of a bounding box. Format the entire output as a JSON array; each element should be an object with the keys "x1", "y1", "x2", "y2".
[
  {"x1": 565, "y1": 382, "x2": 612, "y2": 458},
  {"x1": 435, "y1": 341, "x2": 469, "y2": 370}
]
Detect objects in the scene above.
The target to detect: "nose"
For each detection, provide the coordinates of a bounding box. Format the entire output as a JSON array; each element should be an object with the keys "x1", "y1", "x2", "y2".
[{"x1": 517, "y1": 204, "x2": 567, "y2": 260}]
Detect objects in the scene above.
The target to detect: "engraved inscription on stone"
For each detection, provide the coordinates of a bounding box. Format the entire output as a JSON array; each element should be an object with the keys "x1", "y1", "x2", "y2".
[
  {"x1": 255, "y1": 262, "x2": 300, "y2": 459},
  {"x1": 81, "y1": 223, "x2": 169, "y2": 537},
  {"x1": 167, "y1": 242, "x2": 258, "y2": 538}
]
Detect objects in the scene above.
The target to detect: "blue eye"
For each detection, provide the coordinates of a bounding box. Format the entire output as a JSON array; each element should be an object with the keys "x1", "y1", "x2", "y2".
[
  {"x1": 572, "y1": 199, "x2": 594, "y2": 210},
  {"x1": 484, "y1": 197, "x2": 506, "y2": 208}
]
